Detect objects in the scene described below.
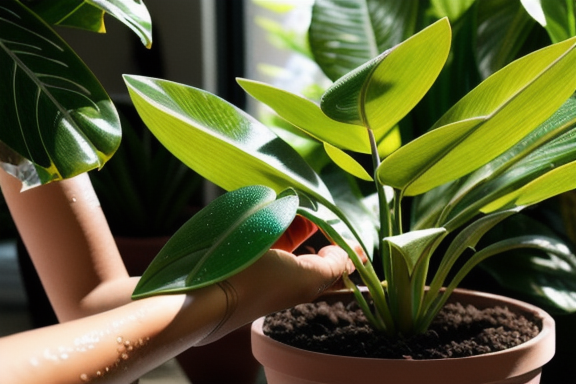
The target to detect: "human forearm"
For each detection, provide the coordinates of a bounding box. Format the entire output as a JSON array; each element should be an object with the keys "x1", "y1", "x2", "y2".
[{"x1": 0, "y1": 285, "x2": 227, "y2": 384}]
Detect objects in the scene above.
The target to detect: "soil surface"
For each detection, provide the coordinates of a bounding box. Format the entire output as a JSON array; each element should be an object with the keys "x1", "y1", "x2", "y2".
[{"x1": 264, "y1": 299, "x2": 541, "y2": 360}]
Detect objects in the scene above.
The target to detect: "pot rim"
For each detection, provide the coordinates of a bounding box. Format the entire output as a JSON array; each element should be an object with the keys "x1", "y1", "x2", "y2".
[{"x1": 251, "y1": 288, "x2": 555, "y2": 384}]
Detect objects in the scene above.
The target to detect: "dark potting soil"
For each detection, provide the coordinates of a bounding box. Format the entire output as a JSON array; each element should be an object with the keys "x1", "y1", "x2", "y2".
[{"x1": 263, "y1": 300, "x2": 541, "y2": 360}]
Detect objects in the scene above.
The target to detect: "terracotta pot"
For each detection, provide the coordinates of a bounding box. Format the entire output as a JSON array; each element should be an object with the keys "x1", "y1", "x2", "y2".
[
  {"x1": 251, "y1": 288, "x2": 555, "y2": 384},
  {"x1": 116, "y1": 235, "x2": 261, "y2": 384}
]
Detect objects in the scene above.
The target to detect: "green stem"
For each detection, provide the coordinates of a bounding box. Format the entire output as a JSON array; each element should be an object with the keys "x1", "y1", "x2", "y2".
[{"x1": 368, "y1": 129, "x2": 391, "y2": 239}]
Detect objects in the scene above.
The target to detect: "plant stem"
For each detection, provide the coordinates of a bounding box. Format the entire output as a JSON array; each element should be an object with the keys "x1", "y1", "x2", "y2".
[{"x1": 368, "y1": 129, "x2": 392, "y2": 239}]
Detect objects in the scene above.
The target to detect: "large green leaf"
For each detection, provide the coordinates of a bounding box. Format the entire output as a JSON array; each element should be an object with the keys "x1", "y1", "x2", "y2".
[
  {"x1": 124, "y1": 75, "x2": 333, "y2": 204},
  {"x1": 26, "y1": 0, "x2": 152, "y2": 47},
  {"x1": 309, "y1": 0, "x2": 420, "y2": 81},
  {"x1": 237, "y1": 78, "x2": 370, "y2": 154},
  {"x1": 476, "y1": 0, "x2": 535, "y2": 78},
  {"x1": 413, "y1": 97, "x2": 576, "y2": 231},
  {"x1": 320, "y1": 18, "x2": 451, "y2": 133},
  {"x1": 132, "y1": 185, "x2": 298, "y2": 298},
  {"x1": 379, "y1": 35, "x2": 576, "y2": 196},
  {"x1": 0, "y1": 0, "x2": 121, "y2": 186},
  {"x1": 478, "y1": 215, "x2": 576, "y2": 314},
  {"x1": 521, "y1": 0, "x2": 576, "y2": 43},
  {"x1": 90, "y1": 0, "x2": 152, "y2": 48},
  {"x1": 482, "y1": 160, "x2": 576, "y2": 212},
  {"x1": 28, "y1": 0, "x2": 105, "y2": 33}
]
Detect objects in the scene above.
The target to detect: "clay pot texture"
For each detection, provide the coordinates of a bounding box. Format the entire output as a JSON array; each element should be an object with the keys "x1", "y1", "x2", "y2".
[{"x1": 251, "y1": 288, "x2": 555, "y2": 384}]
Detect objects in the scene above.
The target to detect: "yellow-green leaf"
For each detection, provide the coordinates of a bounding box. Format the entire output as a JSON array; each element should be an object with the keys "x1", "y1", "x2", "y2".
[
  {"x1": 324, "y1": 143, "x2": 373, "y2": 181},
  {"x1": 482, "y1": 161, "x2": 576, "y2": 212},
  {"x1": 237, "y1": 78, "x2": 370, "y2": 154},
  {"x1": 379, "y1": 36, "x2": 576, "y2": 195}
]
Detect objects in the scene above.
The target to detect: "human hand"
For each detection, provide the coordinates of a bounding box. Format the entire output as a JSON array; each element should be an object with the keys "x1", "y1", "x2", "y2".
[{"x1": 196, "y1": 216, "x2": 356, "y2": 345}]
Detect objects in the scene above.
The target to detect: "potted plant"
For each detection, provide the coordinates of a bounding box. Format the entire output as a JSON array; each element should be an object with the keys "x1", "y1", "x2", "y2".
[
  {"x1": 255, "y1": 2, "x2": 576, "y2": 382},
  {"x1": 123, "y1": 3, "x2": 576, "y2": 381}
]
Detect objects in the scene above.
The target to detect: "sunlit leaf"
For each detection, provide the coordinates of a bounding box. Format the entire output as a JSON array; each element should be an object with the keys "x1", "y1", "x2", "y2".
[
  {"x1": 379, "y1": 36, "x2": 576, "y2": 196},
  {"x1": 237, "y1": 78, "x2": 370, "y2": 154},
  {"x1": 132, "y1": 186, "x2": 298, "y2": 298},
  {"x1": 309, "y1": 0, "x2": 420, "y2": 81},
  {"x1": 477, "y1": 0, "x2": 535, "y2": 78},
  {"x1": 0, "y1": 1, "x2": 121, "y2": 186},
  {"x1": 90, "y1": 0, "x2": 152, "y2": 47},
  {"x1": 323, "y1": 143, "x2": 372, "y2": 181},
  {"x1": 482, "y1": 161, "x2": 576, "y2": 212},
  {"x1": 320, "y1": 18, "x2": 451, "y2": 134},
  {"x1": 124, "y1": 75, "x2": 333, "y2": 205},
  {"x1": 521, "y1": 0, "x2": 576, "y2": 43},
  {"x1": 28, "y1": 0, "x2": 105, "y2": 32},
  {"x1": 430, "y1": 0, "x2": 475, "y2": 20}
]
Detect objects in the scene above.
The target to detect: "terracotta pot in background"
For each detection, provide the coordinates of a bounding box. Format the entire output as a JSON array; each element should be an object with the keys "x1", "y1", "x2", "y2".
[{"x1": 252, "y1": 288, "x2": 555, "y2": 384}]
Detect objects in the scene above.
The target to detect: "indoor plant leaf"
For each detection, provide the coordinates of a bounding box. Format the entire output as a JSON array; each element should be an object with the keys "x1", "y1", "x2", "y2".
[
  {"x1": 476, "y1": 213, "x2": 576, "y2": 314},
  {"x1": 237, "y1": 78, "x2": 370, "y2": 154},
  {"x1": 89, "y1": 0, "x2": 152, "y2": 48},
  {"x1": 521, "y1": 0, "x2": 576, "y2": 43},
  {"x1": 379, "y1": 35, "x2": 576, "y2": 196},
  {"x1": 27, "y1": 0, "x2": 105, "y2": 32},
  {"x1": 320, "y1": 17, "x2": 451, "y2": 131},
  {"x1": 0, "y1": 0, "x2": 121, "y2": 186},
  {"x1": 384, "y1": 228, "x2": 447, "y2": 333},
  {"x1": 132, "y1": 185, "x2": 298, "y2": 298},
  {"x1": 26, "y1": 0, "x2": 152, "y2": 48},
  {"x1": 309, "y1": 0, "x2": 420, "y2": 81},
  {"x1": 323, "y1": 143, "x2": 373, "y2": 181},
  {"x1": 412, "y1": 96, "x2": 576, "y2": 230},
  {"x1": 481, "y1": 160, "x2": 576, "y2": 212},
  {"x1": 124, "y1": 75, "x2": 333, "y2": 204},
  {"x1": 429, "y1": 0, "x2": 475, "y2": 20},
  {"x1": 476, "y1": 0, "x2": 535, "y2": 78}
]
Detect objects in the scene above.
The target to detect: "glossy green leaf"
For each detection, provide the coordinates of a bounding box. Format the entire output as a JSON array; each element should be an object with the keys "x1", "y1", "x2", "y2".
[
  {"x1": 413, "y1": 97, "x2": 576, "y2": 230},
  {"x1": 483, "y1": 250, "x2": 576, "y2": 313},
  {"x1": 430, "y1": 0, "x2": 475, "y2": 20},
  {"x1": 379, "y1": 36, "x2": 576, "y2": 196},
  {"x1": 237, "y1": 78, "x2": 370, "y2": 154},
  {"x1": 323, "y1": 143, "x2": 372, "y2": 181},
  {"x1": 378, "y1": 117, "x2": 485, "y2": 192},
  {"x1": 482, "y1": 161, "x2": 576, "y2": 212},
  {"x1": 27, "y1": 0, "x2": 152, "y2": 47},
  {"x1": 478, "y1": 214, "x2": 576, "y2": 313},
  {"x1": 309, "y1": 0, "x2": 420, "y2": 81},
  {"x1": 124, "y1": 75, "x2": 333, "y2": 204},
  {"x1": 0, "y1": 1, "x2": 121, "y2": 186},
  {"x1": 385, "y1": 228, "x2": 447, "y2": 277},
  {"x1": 90, "y1": 0, "x2": 152, "y2": 48},
  {"x1": 132, "y1": 185, "x2": 298, "y2": 298},
  {"x1": 28, "y1": 0, "x2": 105, "y2": 32},
  {"x1": 477, "y1": 0, "x2": 535, "y2": 78},
  {"x1": 521, "y1": 0, "x2": 576, "y2": 43},
  {"x1": 362, "y1": 18, "x2": 451, "y2": 133},
  {"x1": 320, "y1": 18, "x2": 451, "y2": 134}
]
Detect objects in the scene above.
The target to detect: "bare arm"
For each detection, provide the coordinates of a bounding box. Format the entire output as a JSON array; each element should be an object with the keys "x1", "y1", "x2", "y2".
[
  {"x1": 0, "y1": 244, "x2": 351, "y2": 384},
  {"x1": 0, "y1": 169, "x2": 353, "y2": 383},
  {"x1": 0, "y1": 169, "x2": 137, "y2": 321}
]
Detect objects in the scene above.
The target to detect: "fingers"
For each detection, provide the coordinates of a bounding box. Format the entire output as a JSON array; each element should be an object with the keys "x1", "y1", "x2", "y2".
[
  {"x1": 295, "y1": 245, "x2": 354, "y2": 297},
  {"x1": 316, "y1": 245, "x2": 355, "y2": 276},
  {"x1": 272, "y1": 215, "x2": 318, "y2": 252}
]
